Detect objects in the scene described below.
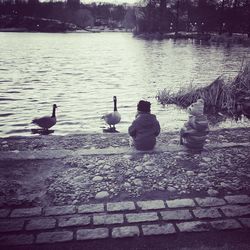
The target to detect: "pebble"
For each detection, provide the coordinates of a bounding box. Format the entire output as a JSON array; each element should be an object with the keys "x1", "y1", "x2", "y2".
[
  {"x1": 135, "y1": 166, "x2": 143, "y2": 172},
  {"x1": 207, "y1": 188, "x2": 219, "y2": 196},
  {"x1": 198, "y1": 173, "x2": 206, "y2": 177},
  {"x1": 123, "y1": 182, "x2": 131, "y2": 188},
  {"x1": 103, "y1": 165, "x2": 111, "y2": 170},
  {"x1": 186, "y1": 171, "x2": 195, "y2": 176},
  {"x1": 202, "y1": 157, "x2": 212, "y2": 162},
  {"x1": 199, "y1": 163, "x2": 207, "y2": 167},
  {"x1": 167, "y1": 186, "x2": 176, "y2": 192},
  {"x1": 133, "y1": 178, "x2": 143, "y2": 186},
  {"x1": 97, "y1": 160, "x2": 105, "y2": 164},
  {"x1": 95, "y1": 191, "x2": 109, "y2": 199},
  {"x1": 92, "y1": 176, "x2": 103, "y2": 182}
]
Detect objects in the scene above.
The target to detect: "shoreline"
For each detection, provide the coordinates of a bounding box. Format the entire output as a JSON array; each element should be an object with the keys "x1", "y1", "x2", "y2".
[{"x1": 0, "y1": 127, "x2": 249, "y2": 209}]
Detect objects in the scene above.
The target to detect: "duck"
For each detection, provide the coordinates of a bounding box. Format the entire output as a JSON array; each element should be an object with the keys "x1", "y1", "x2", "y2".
[
  {"x1": 32, "y1": 104, "x2": 57, "y2": 130},
  {"x1": 102, "y1": 96, "x2": 121, "y2": 132}
]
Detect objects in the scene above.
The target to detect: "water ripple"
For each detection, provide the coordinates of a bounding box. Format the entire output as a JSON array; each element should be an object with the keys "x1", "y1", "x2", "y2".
[{"x1": 0, "y1": 32, "x2": 250, "y2": 136}]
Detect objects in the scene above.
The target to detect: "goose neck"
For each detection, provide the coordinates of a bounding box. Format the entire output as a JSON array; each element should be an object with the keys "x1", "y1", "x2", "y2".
[
  {"x1": 52, "y1": 107, "x2": 56, "y2": 117},
  {"x1": 114, "y1": 99, "x2": 117, "y2": 111}
]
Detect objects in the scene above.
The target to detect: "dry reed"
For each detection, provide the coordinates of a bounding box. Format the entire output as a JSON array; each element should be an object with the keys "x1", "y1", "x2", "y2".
[{"x1": 157, "y1": 61, "x2": 250, "y2": 119}]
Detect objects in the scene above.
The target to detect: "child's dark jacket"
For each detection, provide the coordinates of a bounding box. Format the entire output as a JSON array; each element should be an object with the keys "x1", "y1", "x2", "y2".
[{"x1": 128, "y1": 112, "x2": 160, "y2": 150}]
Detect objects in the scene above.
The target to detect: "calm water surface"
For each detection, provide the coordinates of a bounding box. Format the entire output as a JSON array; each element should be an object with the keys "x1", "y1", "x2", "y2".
[{"x1": 0, "y1": 32, "x2": 250, "y2": 137}]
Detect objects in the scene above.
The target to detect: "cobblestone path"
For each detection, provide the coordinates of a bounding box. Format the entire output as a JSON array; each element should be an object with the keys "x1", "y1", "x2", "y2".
[{"x1": 0, "y1": 194, "x2": 250, "y2": 246}]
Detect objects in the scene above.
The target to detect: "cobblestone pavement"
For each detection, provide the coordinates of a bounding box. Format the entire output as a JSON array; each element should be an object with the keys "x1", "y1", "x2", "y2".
[{"x1": 0, "y1": 194, "x2": 250, "y2": 246}]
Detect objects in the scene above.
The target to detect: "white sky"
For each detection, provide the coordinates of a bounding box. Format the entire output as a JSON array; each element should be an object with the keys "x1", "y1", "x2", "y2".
[
  {"x1": 83, "y1": 0, "x2": 139, "y2": 3},
  {"x1": 46, "y1": 0, "x2": 140, "y2": 4}
]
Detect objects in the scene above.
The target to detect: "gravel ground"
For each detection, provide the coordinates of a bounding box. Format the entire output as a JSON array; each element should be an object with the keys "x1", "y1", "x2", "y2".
[{"x1": 0, "y1": 128, "x2": 249, "y2": 208}]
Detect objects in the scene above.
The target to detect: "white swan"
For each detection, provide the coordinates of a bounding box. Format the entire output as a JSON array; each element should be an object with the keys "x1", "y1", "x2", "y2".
[
  {"x1": 102, "y1": 96, "x2": 121, "y2": 132},
  {"x1": 32, "y1": 104, "x2": 57, "y2": 130}
]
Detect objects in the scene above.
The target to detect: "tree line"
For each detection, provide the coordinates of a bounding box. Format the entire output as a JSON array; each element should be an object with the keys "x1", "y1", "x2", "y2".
[
  {"x1": 135, "y1": 0, "x2": 250, "y2": 36},
  {"x1": 0, "y1": 0, "x2": 136, "y2": 30},
  {"x1": 0, "y1": 0, "x2": 249, "y2": 36}
]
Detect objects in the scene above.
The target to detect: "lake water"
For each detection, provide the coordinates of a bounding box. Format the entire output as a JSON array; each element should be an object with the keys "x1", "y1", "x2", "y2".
[{"x1": 0, "y1": 32, "x2": 250, "y2": 137}]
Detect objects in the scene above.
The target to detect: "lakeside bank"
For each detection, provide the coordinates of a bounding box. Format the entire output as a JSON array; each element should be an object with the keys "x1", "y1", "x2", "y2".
[
  {"x1": 0, "y1": 127, "x2": 250, "y2": 248},
  {"x1": 0, "y1": 127, "x2": 249, "y2": 209}
]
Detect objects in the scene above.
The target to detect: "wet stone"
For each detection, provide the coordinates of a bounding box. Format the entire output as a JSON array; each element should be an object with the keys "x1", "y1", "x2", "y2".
[
  {"x1": 58, "y1": 215, "x2": 91, "y2": 227},
  {"x1": 126, "y1": 212, "x2": 158, "y2": 223},
  {"x1": 137, "y1": 200, "x2": 165, "y2": 210},
  {"x1": 107, "y1": 201, "x2": 135, "y2": 212},
  {"x1": 224, "y1": 195, "x2": 250, "y2": 204},
  {"x1": 11, "y1": 207, "x2": 42, "y2": 218},
  {"x1": 26, "y1": 218, "x2": 56, "y2": 230},
  {"x1": 36, "y1": 231, "x2": 73, "y2": 243},
  {"x1": 210, "y1": 219, "x2": 242, "y2": 230},
  {"x1": 142, "y1": 224, "x2": 176, "y2": 236},
  {"x1": 193, "y1": 208, "x2": 221, "y2": 219},
  {"x1": 93, "y1": 214, "x2": 124, "y2": 225},
  {"x1": 112, "y1": 226, "x2": 140, "y2": 238},
  {"x1": 0, "y1": 219, "x2": 24, "y2": 232},
  {"x1": 177, "y1": 221, "x2": 210, "y2": 232},
  {"x1": 45, "y1": 205, "x2": 76, "y2": 216},
  {"x1": 166, "y1": 199, "x2": 195, "y2": 208},
  {"x1": 160, "y1": 210, "x2": 193, "y2": 221},
  {"x1": 77, "y1": 228, "x2": 109, "y2": 240},
  {"x1": 220, "y1": 205, "x2": 250, "y2": 217},
  {"x1": 0, "y1": 234, "x2": 34, "y2": 246},
  {"x1": 195, "y1": 197, "x2": 226, "y2": 207}
]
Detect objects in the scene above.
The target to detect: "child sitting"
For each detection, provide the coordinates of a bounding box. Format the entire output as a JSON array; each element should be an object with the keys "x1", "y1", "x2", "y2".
[
  {"x1": 180, "y1": 99, "x2": 209, "y2": 150},
  {"x1": 128, "y1": 100, "x2": 161, "y2": 151}
]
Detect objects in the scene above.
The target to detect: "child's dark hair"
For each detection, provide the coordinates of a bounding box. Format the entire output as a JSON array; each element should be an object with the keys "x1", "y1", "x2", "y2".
[{"x1": 137, "y1": 100, "x2": 151, "y2": 113}]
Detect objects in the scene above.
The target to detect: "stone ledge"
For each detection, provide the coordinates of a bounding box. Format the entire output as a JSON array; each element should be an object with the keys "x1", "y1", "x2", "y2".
[
  {"x1": 93, "y1": 214, "x2": 124, "y2": 225},
  {"x1": 137, "y1": 200, "x2": 165, "y2": 210},
  {"x1": 166, "y1": 199, "x2": 196, "y2": 208},
  {"x1": 58, "y1": 215, "x2": 91, "y2": 227},
  {"x1": 177, "y1": 221, "x2": 210, "y2": 232},
  {"x1": 44, "y1": 205, "x2": 76, "y2": 216},
  {"x1": 210, "y1": 219, "x2": 242, "y2": 230},
  {"x1": 36, "y1": 231, "x2": 73, "y2": 244},
  {"x1": 112, "y1": 226, "x2": 140, "y2": 238},
  {"x1": 77, "y1": 228, "x2": 109, "y2": 240},
  {"x1": 160, "y1": 210, "x2": 193, "y2": 221},
  {"x1": 107, "y1": 201, "x2": 135, "y2": 212},
  {"x1": 78, "y1": 203, "x2": 105, "y2": 214},
  {"x1": 142, "y1": 223, "x2": 176, "y2": 235},
  {"x1": 195, "y1": 197, "x2": 226, "y2": 207},
  {"x1": 1, "y1": 142, "x2": 249, "y2": 160},
  {"x1": 0, "y1": 234, "x2": 34, "y2": 246},
  {"x1": 26, "y1": 218, "x2": 56, "y2": 230},
  {"x1": 10, "y1": 207, "x2": 42, "y2": 218},
  {"x1": 224, "y1": 195, "x2": 250, "y2": 204},
  {"x1": 220, "y1": 205, "x2": 250, "y2": 217},
  {"x1": 0, "y1": 219, "x2": 25, "y2": 232},
  {"x1": 193, "y1": 208, "x2": 222, "y2": 219},
  {"x1": 126, "y1": 212, "x2": 159, "y2": 223}
]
